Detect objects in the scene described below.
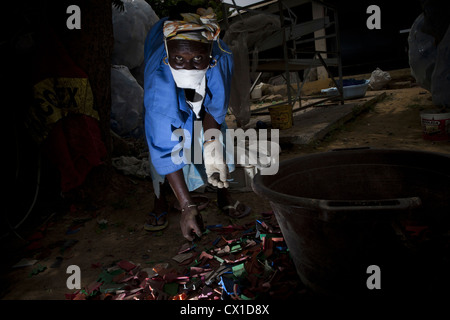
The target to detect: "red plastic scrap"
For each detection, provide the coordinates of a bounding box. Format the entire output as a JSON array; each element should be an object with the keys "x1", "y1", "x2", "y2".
[
  {"x1": 137, "y1": 269, "x2": 148, "y2": 280},
  {"x1": 243, "y1": 239, "x2": 257, "y2": 249},
  {"x1": 224, "y1": 255, "x2": 249, "y2": 264},
  {"x1": 123, "y1": 287, "x2": 143, "y2": 300},
  {"x1": 27, "y1": 231, "x2": 44, "y2": 241},
  {"x1": 257, "y1": 220, "x2": 274, "y2": 233},
  {"x1": 220, "y1": 236, "x2": 240, "y2": 245},
  {"x1": 179, "y1": 252, "x2": 200, "y2": 266},
  {"x1": 198, "y1": 286, "x2": 214, "y2": 299},
  {"x1": 73, "y1": 292, "x2": 87, "y2": 300},
  {"x1": 122, "y1": 274, "x2": 137, "y2": 283},
  {"x1": 178, "y1": 242, "x2": 196, "y2": 254},
  {"x1": 261, "y1": 235, "x2": 284, "y2": 250},
  {"x1": 262, "y1": 237, "x2": 274, "y2": 257},
  {"x1": 172, "y1": 292, "x2": 188, "y2": 300},
  {"x1": 63, "y1": 212, "x2": 303, "y2": 300},
  {"x1": 65, "y1": 292, "x2": 82, "y2": 300},
  {"x1": 172, "y1": 252, "x2": 194, "y2": 264},
  {"x1": 85, "y1": 281, "x2": 102, "y2": 295},
  {"x1": 214, "y1": 245, "x2": 230, "y2": 255},
  {"x1": 213, "y1": 224, "x2": 246, "y2": 234},
  {"x1": 25, "y1": 241, "x2": 43, "y2": 252},
  {"x1": 190, "y1": 266, "x2": 212, "y2": 277},
  {"x1": 113, "y1": 293, "x2": 126, "y2": 300},
  {"x1": 199, "y1": 251, "x2": 214, "y2": 261},
  {"x1": 147, "y1": 278, "x2": 165, "y2": 292},
  {"x1": 112, "y1": 272, "x2": 126, "y2": 283},
  {"x1": 117, "y1": 260, "x2": 136, "y2": 272},
  {"x1": 405, "y1": 225, "x2": 429, "y2": 237},
  {"x1": 162, "y1": 271, "x2": 190, "y2": 284}
]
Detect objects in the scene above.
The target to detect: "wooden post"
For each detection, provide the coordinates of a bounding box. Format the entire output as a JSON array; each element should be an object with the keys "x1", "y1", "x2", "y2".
[
  {"x1": 312, "y1": 1, "x2": 328, "y2": 80},
  {"x1": 279, "y1": 0, "x2": 292, "y2": 106}
]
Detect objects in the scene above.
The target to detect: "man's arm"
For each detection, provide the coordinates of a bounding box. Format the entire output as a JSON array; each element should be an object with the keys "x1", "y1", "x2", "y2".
[
  {"x1": 202, "y1": 111, "x2": 221, "y2": 133},
  {"x1": 166, "y1": 169, "x2": 202, "y2": 241},
  {"x1": 166, "y1": 112, "x2": 222, "y2": 241}
]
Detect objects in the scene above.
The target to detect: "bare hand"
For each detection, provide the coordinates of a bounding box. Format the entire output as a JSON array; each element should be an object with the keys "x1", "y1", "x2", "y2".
[{"x1": 179, "y1": 206, "x2": 203, "y2": 241}]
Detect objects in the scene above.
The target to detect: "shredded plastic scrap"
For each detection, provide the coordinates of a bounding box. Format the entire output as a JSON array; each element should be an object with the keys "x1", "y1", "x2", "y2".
[{"x1": 65, "y1": 212, "x2": 305, "y2": 300}]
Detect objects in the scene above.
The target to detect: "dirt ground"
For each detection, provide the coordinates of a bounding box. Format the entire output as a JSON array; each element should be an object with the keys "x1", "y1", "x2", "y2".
[{"x1": 1, "y1": 70, "x2": 450, "y2": 300}]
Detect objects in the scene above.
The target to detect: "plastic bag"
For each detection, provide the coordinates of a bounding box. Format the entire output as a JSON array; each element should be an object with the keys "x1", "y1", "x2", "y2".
[
  {"x1": 430, "y1": 24, "x2": 450, "y2": 108},
  {"x1": 368, "y1": 68, "x2": 391, "y2": 90},
  {"x1": 112, "y1": 156, "x2": 150, "y2": 179},
  {"x1": 409, "y1": 13, "x2": 450, "y2": 107},
  {"x1": 110, "y1": 65, "x2": 144, "y2": 138},
  {"x1": 112, "y1": 0, "x2": 159, "y2": 69},
  {"x1": 408, "y1": 13, "x2": 437, "y2": 91}
]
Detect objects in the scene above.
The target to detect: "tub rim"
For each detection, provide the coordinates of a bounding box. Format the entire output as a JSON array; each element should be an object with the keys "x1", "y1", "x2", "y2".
[{"x1": 252, "y1": 148, "x2": 450, "y2": 214}]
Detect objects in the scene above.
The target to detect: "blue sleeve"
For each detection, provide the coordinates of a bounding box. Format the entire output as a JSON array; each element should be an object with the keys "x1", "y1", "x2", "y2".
[
  {"x1": 143, "y1": 20, "x2": 234, "y2": 175},
  {"x1": 204, "y1": 39, "x2": 234, "y2": 125},
  {"x1": 144, "y1": 109, "x2": 188, "y2": 176},
  {"x1": 143, "y1": 18, "x2": 192, "y2": 176}
]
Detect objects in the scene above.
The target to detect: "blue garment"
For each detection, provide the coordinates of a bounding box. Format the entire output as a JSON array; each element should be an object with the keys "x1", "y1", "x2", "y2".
[
  {"x1": 144, "y1": 17, "x2": 234, "y2": 176},
  {"x1": 148, "y1": 122, "x2": 235, "y2": 197},
  {"x1": 143, "y1": 18, "x2": 235, "y2": 193}
]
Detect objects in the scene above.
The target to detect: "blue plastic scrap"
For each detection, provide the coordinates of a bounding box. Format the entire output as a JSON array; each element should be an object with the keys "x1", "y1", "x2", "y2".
[{"x1": 218, "y1": 275, "x2": 241, "y2": 296}]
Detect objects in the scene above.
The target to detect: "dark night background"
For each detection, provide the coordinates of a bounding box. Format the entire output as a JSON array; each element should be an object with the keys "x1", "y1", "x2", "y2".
[{"x1": 326, "y1": 0, "x2": 423, "y2": 75}]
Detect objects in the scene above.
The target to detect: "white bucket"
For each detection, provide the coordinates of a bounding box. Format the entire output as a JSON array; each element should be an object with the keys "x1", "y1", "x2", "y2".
[{"x1": 420, "y1": 110, "x2": 450, "y2": 141}]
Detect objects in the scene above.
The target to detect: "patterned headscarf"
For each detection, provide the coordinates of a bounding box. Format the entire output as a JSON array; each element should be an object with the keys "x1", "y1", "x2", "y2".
[{"x1": 163, "y1": 7, "x2": 220, "y2": 43}]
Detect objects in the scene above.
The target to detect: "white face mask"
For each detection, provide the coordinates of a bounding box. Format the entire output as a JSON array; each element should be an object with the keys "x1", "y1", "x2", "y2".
[
  {"x1": 165, "y1": 39, "x2": 210, "y2": 89},
  {"x1": 168, "y1": 66, "x2": 208, "y2": 89}
]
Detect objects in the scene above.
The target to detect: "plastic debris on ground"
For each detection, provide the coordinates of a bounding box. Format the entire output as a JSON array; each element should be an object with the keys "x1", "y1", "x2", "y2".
[{"x1": 65, "y1": 212, "x2": 306, "y2": 300}]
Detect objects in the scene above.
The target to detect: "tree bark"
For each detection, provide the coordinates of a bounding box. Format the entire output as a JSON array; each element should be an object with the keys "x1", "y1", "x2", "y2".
[{"x1": 49, "y1": 0, "x2": 114, "y2": 184}]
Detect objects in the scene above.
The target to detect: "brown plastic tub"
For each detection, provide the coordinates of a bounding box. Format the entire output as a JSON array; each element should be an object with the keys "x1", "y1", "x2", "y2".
[{"x1": 253, "y1": 148, "x2": 450, "y2": 297}]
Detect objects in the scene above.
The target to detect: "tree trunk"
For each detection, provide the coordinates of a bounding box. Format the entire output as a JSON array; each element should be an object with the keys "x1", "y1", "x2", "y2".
[{"x1": 49, "y1": 0, "x2": 114, "y2": 185}]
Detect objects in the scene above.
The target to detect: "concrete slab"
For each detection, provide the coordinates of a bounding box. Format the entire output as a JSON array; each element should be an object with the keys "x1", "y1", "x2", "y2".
[
  {"x1": 226, "y1": 91, "x2": 387, "y2": 146},
  {"x1": 281, "y1": 102, "x2": 359, "y2": 145}
]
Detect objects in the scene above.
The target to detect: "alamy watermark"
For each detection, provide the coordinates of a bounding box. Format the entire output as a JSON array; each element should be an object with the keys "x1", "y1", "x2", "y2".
[{"x1": 170, "y1": 121, "x2": 280, "y2": 175}]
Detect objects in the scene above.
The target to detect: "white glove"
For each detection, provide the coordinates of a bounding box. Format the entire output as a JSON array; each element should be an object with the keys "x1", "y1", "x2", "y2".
[{"x1": 203, "y1": 139, "x2": 229, "y2": 188}]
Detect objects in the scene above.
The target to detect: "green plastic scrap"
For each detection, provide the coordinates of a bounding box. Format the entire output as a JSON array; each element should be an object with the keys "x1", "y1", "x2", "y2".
[
  {"x1": 100, "y1": 283, "x2": 125, "y2": 294},
  {"x1": 28, "y1": 264, "x2": 47, "y2": 277},
  {"x1": 230, "y1": 244, "x2": 242, "y2": 253},
  {"x1": 232, "y1": 263, "x2": 247, "y2": 278},
  {"x1": 261, "y1": 260, "x2": 273, "y2": 277},
  {"x1": 163, "y1": 282, "x2": 179, "y2": 296},
  {"x1": 97, "y1": 268, "x2": 123, "y2": 284}
]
